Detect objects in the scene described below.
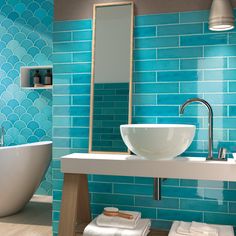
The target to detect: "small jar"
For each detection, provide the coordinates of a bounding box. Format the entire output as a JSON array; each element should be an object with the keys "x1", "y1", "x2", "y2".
[
  {"x1": 33, "y1": 70, "x2": 41, "y2": 85},
  {"x1": 44, "y1": 69, "x2": 52, "y2": 85}
]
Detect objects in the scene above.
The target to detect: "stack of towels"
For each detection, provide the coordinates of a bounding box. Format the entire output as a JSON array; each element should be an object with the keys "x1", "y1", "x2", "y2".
[
  {"x1": 169, "y1": 221, "x2": 234, "y2": 236},
  {"x1": 83, "y1": 209, "x2": 151, "y2": 236}
]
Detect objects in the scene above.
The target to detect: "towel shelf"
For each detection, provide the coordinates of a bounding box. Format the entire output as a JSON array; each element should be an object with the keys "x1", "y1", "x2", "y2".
[
  {"x1": 58, "y1": 153, "x2": 236, "y2": 236},
  {"x1": 58, "y1": 173, "x2": 169, "y2": 236}
]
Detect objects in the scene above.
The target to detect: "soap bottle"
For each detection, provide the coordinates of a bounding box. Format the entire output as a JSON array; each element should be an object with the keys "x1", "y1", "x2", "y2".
[
  {"x1": 44, "y1": 69, "x2": 52, "y2": 85},
  {"x1": 33, "y1": 70, "x2": 41, "y2": 85}
]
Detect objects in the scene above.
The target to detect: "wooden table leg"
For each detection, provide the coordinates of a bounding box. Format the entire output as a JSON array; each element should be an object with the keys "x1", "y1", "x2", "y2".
[{"x1": 59, "y1": 173, "x2": 91, "y2": 236}]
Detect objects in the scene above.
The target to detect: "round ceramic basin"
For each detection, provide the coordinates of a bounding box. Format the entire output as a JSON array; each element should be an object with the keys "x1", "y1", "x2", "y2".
[{"x1": 120, "y1": 124, "x2": 196, "y2": 160}]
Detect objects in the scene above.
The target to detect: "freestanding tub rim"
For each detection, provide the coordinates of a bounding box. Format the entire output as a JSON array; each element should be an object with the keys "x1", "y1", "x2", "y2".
[{"x1": 0, "y1": 141, "x2": 52, "y2": 150}]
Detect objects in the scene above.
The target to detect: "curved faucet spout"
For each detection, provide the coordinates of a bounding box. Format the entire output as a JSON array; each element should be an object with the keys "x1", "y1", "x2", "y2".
[{"x1": 180, "y1": 98, "x2": 213, "y2": 160}]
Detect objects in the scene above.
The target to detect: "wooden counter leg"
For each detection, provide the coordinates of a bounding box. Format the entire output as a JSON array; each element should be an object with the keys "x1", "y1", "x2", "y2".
[{"x1": 59, "y1": 173, "x2": 91, "y2": 236}]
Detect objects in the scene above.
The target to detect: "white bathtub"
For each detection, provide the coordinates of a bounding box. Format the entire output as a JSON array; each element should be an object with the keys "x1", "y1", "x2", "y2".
[{"x1": 0, "y1": 141, "x2": 52, "y2": 217}]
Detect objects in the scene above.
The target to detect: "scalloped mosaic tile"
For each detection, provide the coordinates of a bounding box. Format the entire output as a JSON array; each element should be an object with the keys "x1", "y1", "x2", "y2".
[{"x1": 0, "y1": 0, "x2": 53, "y2": 195}]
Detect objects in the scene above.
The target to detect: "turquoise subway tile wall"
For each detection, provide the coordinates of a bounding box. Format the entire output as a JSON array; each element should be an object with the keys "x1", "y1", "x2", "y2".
[
  {"x1": 92, "y1": 83, "x2": 129, "y2": 152},
  {"x1": 53, "y1": 10, "x2": 236, "y2": 235},
  {"x1": 0, "y1": 0, "x2": 53, "y2": 195}
]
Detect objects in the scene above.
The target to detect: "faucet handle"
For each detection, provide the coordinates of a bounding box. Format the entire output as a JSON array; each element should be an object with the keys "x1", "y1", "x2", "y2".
[{"x1": 217, "y1": 147, "x2": 227, "y2": 161}]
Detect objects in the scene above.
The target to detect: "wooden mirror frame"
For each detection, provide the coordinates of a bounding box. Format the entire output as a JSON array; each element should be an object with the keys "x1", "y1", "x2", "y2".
[{"x1": 89, "y1": 2, "x2": 134, "y2": 154}]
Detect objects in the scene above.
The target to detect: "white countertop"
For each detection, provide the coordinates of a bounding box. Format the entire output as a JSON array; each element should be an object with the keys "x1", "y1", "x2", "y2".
[{"x1": 61, "y1": 153, "x2": 236, "y2": 181}]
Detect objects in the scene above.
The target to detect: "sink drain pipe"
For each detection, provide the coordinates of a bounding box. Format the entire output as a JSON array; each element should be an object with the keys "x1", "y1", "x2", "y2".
[{"x1": 153, "y1": 178, "x2": 161, "y2": 200}]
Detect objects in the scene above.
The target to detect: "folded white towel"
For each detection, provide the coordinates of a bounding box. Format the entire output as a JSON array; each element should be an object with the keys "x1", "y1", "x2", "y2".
[
  {"x1": 96, "y1": 211, "x2": 141, "y2": 229},
  {"x1": 83, "y1": 218, "x2": 151, "y2": 236},
  {"x1": 190, "y1": 222, "x2": 218, "y2": 235},
  {"x1": 169, "y1": 221, "x2": 204, "y2": 236},
  {"x1": 176, "y1": 221, "x2": 191, "y2": 235},
  {"x1": 169, "y1": 221, "x2": 234, "y2": 236}
]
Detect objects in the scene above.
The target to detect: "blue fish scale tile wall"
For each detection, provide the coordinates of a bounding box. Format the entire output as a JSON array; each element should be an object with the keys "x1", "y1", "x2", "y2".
[
  {"x1": 0, "y1": 0, "x2": 53, "y2": 195},
  {"x1": 53, "y1": 10, "x2": 236, "y2": 235}
]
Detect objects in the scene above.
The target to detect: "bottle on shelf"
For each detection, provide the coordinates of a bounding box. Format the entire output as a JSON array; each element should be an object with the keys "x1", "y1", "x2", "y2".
[
  {"x1": 33, "y1": 70, "x2": 41, "y2": 86},
  {"x1": 44, "y1": 69, "x2": 52, "y2": 85}
]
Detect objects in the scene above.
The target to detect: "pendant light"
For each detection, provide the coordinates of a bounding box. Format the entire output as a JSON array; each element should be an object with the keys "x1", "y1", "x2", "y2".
[{"x1": 209, "y1": 0, "x2": 235, "y2": 31}]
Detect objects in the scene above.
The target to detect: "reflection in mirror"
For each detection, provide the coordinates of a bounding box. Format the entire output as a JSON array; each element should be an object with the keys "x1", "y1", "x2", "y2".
[{"x1": 89, "y1": 2, "x2": 133, "y2": 153}]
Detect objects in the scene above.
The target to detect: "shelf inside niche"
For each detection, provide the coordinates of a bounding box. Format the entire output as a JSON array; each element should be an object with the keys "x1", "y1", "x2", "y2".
[{"x1": 20, "y1": 65, "x2": 53, "y2": 89}]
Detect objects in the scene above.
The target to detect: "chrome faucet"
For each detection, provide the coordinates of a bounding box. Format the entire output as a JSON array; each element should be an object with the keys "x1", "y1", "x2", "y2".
[
  {"x1": 0, "y1": 127, "x2": 4, "y2": 147},
  {"x1": 180, "y1": 98, "x2": 214, "y2": 160}
]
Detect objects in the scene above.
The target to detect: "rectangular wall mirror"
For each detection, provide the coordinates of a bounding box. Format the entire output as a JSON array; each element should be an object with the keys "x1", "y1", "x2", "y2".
[{"x1": 89, "y1": 2, "x2": 134, "y2": 153}]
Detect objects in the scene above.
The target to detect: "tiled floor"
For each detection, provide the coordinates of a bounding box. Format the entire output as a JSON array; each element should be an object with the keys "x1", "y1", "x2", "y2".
[{"x1": 0, "y1": 195, "x2": 52, "y2": 236}]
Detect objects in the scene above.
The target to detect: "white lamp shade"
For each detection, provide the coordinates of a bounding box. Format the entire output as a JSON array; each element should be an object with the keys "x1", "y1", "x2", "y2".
[{"x1": 209, "y1": 0, "x2": 235, "y2": 31}]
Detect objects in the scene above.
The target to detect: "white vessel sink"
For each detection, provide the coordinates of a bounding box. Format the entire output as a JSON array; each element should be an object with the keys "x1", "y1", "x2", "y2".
[{"x1": 120, "y1": 124, "x2": 196, "y2": 160}]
